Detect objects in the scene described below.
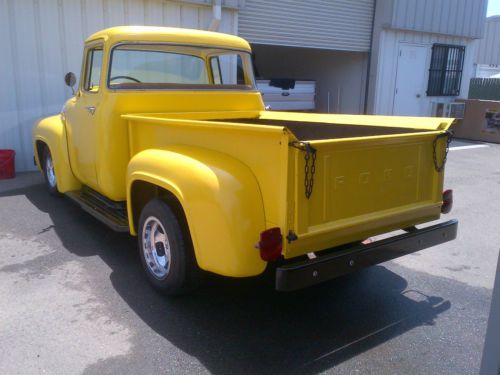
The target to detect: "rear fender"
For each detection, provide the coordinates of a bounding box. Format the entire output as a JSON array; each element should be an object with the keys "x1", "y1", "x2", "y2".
[
  {"x1": 127, "y1": 146, "x2": 267, "y2": 277},
  {"x1": 32, "y1": 115, "x2": 80, "y2": 192}
]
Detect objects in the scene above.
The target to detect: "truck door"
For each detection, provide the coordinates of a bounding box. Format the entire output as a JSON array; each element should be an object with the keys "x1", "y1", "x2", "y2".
[{"x1": 64, "y1": 44, "x2": 103, "y2": 189}]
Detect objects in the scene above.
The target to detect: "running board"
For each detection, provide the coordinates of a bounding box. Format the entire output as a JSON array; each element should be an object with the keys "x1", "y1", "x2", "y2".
[{"x1": 65, "y1": 188, "x2": 129, "y2": 232}]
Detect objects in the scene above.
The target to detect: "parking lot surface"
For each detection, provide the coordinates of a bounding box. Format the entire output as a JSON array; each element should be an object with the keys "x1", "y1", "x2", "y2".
[{"x1": 1, "y1": 140, "x2": 499, "y2": 375}]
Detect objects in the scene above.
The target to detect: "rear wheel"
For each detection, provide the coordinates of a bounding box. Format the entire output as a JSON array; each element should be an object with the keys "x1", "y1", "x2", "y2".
[
  {"x1": 42, "y1": 146, "x2": 61, "y2": 196},
  {"x1": 138, "y1": 199, "x2": 201, "y2": 295}
]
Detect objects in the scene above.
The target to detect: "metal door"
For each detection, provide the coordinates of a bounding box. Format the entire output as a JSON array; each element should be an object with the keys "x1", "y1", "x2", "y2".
[{"x1": 393, "y1": 44, "x2": 428, "y2": 116}]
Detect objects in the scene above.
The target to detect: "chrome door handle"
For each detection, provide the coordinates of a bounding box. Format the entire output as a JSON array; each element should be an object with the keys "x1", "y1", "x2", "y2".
[{"x1": 86, "y1": 106, "x2": 96, "y2": 115}]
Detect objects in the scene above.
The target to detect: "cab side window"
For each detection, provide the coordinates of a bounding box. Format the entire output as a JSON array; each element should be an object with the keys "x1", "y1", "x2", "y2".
[
  {"x1": 84, "y1": 47, "x2": 103, "y2": 92},
  {"x1": 210, "y1": 54, "x2": 247, "y2": 85}
]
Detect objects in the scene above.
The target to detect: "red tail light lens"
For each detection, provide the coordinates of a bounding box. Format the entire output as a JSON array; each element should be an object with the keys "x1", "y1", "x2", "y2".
[
  {"x1": 257, "y1": 227, "x2": 283, "y2": 261},
  {"x1": 441, "y1": 189, "x2": 453, "y2": 214}
]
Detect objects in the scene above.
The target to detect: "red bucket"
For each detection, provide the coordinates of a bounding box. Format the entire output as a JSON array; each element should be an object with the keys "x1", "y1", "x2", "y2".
[{"x1": 0, "y1": 149, "x2": 15, "y2": 179}]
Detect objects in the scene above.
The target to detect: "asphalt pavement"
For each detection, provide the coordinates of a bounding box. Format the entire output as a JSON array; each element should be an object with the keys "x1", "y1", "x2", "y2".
[{"x1": 0, "y1": 139, "x2": 498, "y2": 375}]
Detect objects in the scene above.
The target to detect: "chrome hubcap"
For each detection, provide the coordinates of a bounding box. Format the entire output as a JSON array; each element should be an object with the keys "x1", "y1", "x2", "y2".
[
  {"x1": 46, "y1": 153, "x2": 56, "y2": 188},
  {"x1": 142, "y1": 216, "x2": 171, "y2": 279}
]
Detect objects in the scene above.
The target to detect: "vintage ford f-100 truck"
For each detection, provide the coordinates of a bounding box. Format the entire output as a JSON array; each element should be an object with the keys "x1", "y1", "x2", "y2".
[{"x1": 33, "y1": 26, "x2": 457, "y2": 295}]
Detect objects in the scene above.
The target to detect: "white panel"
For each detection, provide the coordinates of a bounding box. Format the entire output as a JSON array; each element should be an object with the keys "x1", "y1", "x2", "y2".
[
  {"x1": 219, "y1": 8, "x2": 237, "y2": 35},
  {"x1": 239, "y1": 0, "x2": 375, "y2": 52},
  {"x1": 163, "y1": 2, "x2": 181, "y2": 26},
  {"x1": 476, "y1": 17, "x2": 500, "y2": 66},
  {"x1": 9, "y1": 0, "x2": 45, "y2": 171},
  {"x1": 106, "y1": 0, "x2": 126, "y2": 26},
  {"x1": 37, "y1": 0, "x2": 67, "y2": 114},
  {"x1": 198, "y1": 3, "x2": 213, "y2": 29},
  {"x1": 180, "y1": 4, "x2": 200, "y2": 28},
  {"x1": 125, "y1": 0, "x2": 146, "y2": 24},
  {"x1": 391, "y1": 0, "x2": 487, "y2": 39},
  {"x1": 144, "y1": 0, "x2": 165, "y2": 25},
  {"x1": 374, "y1": 29, "x2": 476, "y2": 116},
  {"x1": 0, "y1": 0, "x2": 238, "y2": 172},
  {"x1": 476, "y1": 65, "x2": 500, "y2": 78},
  {"x1": 84, "y1": 0, "x2": 106, "y2": 36},
  {"x1": 61, "y1": 0, "x2": 85, "y2": 88},
  {"x1": 0, "y1": 0, "x2": 22, "y2": 172}
]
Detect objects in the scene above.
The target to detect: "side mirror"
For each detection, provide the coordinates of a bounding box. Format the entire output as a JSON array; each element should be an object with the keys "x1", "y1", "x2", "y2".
[{"x1": 64, "y1": 72, "x2": 76, "y2": 94}]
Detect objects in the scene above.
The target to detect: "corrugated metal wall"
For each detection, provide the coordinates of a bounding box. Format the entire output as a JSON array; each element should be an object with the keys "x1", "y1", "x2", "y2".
[
  {"x1": 373, "y1": 29, "x2": 476, "y2": 115},
  {"x1": 391, "y1": 0, "x2": 487, "y2": 39},
  {"x1": 476, "y1": 16, "x2": 500, "y2": 65},
  {"x1": 0, "y1": 0, "x2": 237, "y2": 172},
  {"x1": 238, "y1": 0, "x2": 375, "y2": 52}
]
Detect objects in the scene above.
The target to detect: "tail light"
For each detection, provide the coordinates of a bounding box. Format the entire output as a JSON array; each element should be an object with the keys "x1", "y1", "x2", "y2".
[
  {"x1": 441, "y1": 189, "x2": 453, "y2": 214},
  {"x1": 257, "y1": 227, "x2": 283, "y2": 261}
]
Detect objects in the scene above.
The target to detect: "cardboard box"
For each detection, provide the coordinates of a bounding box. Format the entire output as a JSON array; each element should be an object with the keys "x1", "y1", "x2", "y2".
[{"x1": 452, "y1": 100, "x2": 500, "y2": 144}]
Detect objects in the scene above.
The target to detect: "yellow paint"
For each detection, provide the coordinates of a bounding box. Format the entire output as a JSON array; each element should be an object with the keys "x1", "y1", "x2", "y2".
[
  {"x1": 127, "y1": 146, "x2": 266, "y2": 276},
  {"x1": 32, "y1": 26, "x2": 455, "y2": 277},
  {"x1": 86, "y1": 26, "x2": 251, "y2": 51},
  {"x1": 124, "y1": 113, "x2": 452, "y2": 265},
  {"x1": 32, "y1": 115, "x2": 81, "y2": 192}
]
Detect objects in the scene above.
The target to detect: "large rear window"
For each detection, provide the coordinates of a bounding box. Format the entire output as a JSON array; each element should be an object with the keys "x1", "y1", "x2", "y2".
[{"x1": 108, "y1": 44, "x2": 255, "y2": 90}]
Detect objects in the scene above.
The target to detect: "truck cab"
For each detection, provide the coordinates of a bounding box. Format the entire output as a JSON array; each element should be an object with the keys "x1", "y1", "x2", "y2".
[{"x1": 55, "y1": 26, "x2": 262, "y2": 200}]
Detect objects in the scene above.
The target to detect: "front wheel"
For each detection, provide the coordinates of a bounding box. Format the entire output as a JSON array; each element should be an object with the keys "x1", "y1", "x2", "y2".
[
  {"x1": 138, "y1": 199, "x2": 202, "y2": 295},
  {"x1": 42, "y1": 146, "x2": 61, "y2": 196}
]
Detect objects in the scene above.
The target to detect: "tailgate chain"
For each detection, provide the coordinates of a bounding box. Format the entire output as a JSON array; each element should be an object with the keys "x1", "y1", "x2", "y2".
[
  {"x1": 432, "y1": 130, "x2": 453, "y2": 172},
  {"x1": 290, "y1": 141, "x2": 317, "y2": 199}
]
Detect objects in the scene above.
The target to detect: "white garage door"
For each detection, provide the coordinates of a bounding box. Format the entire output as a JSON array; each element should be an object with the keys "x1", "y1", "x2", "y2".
[
  {"x1": 239, "y1": 0, "x2": 374, "y2": 52},
  {"x1": 0, "y1": 0, "x2": 238, "y2": 172}
]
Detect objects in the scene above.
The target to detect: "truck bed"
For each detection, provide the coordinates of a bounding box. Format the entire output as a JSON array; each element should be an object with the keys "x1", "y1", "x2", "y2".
[
  {"x1": 124, "y1": 111, "x2": 454, "y2": 260},
  {"x1": 218, "y1": 118, "x2": 429, "y2": 140}
]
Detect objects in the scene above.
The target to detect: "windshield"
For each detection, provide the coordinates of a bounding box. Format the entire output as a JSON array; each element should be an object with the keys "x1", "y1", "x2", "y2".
[{"x1": 108, "y1": 44, "x2": 255, "y2": 90}]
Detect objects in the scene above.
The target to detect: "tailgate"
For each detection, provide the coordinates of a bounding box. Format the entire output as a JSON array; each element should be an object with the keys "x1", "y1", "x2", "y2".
[{"x1": 285, "y1": 128, "x2": 452, "y2": 259}]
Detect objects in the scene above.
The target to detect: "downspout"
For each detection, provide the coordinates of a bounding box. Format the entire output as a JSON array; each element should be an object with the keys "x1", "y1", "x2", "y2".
[
  {"x1": 363, "y1": 0, "x2": 377, "y2": 114},
  {"x1": 208, "y1": 0, "x2": 222, "y2": 31}
]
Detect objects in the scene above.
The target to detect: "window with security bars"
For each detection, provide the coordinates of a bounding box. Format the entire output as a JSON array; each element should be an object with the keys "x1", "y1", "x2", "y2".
[{"x1": 427, "y1": 44, "x2": 465, "y2": 96}]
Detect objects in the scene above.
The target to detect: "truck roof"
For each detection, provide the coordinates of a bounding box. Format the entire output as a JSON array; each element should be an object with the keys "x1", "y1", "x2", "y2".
[{"x1": 86, "y1": 26, "x2": 251, "y2": 51}]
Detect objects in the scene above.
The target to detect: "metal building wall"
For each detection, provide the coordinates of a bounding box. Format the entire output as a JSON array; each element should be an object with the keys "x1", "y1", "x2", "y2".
[
  {"x1": 391, "y1": 0, "x2": 487, "y2": 39},
  {"x1": 0, "y1": 0, "x2": 238, "y2": 172},
  {"x1": 476, "y1": 16, "x2": 500, "y2": 65},
  {"x1": 373, "y1": 29, "x2": 476, "y2": 116},
  {"x1": 238, "y1": 0, "x2": 375, "y2": 52}
]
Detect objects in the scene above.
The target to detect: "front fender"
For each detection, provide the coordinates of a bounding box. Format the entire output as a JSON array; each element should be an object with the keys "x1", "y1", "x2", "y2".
[
  {"x1": 32, "y1": 115, "x2": 80, "y2": 192},
  {"x1": 127, "y1": 146, "x2": 267, "y2": 277}
]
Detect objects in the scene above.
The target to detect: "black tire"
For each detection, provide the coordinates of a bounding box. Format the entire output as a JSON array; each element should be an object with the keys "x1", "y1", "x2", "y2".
[
  {"x1": 42, "y1": 146, "x2": 61, "y2": 197},
  {"x1": 138, "y1": 199, "x2": 202, "y2": 295}
]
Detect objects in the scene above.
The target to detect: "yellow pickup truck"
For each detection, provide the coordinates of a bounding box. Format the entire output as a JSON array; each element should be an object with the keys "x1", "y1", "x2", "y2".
[{"x1": 32, "y1": 26, "x2": 457, "y2": 295}]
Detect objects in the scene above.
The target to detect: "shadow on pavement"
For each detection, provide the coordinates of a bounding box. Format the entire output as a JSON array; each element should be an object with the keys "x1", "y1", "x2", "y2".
[{"x1": 1, "y1": 184, "x2": 451, "y2": 374}]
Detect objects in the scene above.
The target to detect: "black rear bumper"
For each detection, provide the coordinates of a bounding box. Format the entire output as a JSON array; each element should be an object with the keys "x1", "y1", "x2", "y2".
[{"x1": 276, "y1": 219, "x2": 458, "y2": 291}]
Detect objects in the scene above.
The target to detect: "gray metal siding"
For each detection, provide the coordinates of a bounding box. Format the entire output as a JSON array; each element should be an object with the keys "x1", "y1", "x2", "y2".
[
  {"x1": 476, "y1": 17, "x2": 500, "y2": 65},
  {"x1": 238, "y1": 0, "x2": 375, "y2": 51},
  {"x1": 0, "y1": 0, "x2": 238, "y2": 172},
  {"x1": 391, "y1": 0, "x2": 487, "y2": 39}
]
